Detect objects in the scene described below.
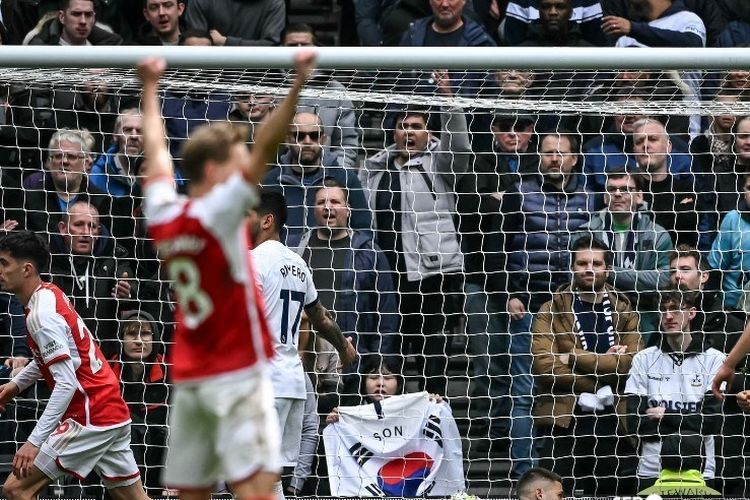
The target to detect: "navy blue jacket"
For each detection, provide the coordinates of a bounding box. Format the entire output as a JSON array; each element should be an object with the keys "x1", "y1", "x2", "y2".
[
  {"x1": 397, "y1": 16, "x2": 495, "y2": 97},
  {"x1": 716, "y1": 20, "x2": 750, "y2": 48},
  {"x1": 262, "y1": 153, "x2": 372, "y2": 244},
  {"x1": 502, "y1": 172, "x2": 594, "y2": 312},
  {"x1": 399, "y1": 15, "x2": 496, "y2": 47},
  {"x1": 295, "y1": 229, "x2": 399, "y2": 357}
]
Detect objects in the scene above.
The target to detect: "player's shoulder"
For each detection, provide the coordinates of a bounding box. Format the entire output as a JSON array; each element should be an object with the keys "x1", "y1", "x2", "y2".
[
  {"x1": 285, "y1": 245, "x2": 312, "y2": 271},
  {"x1": 703, "y1": 347, "x2": 727, "y2": 362},
  {"x1": 26, "y1": 285, "x2": 68, "y2": 333}
]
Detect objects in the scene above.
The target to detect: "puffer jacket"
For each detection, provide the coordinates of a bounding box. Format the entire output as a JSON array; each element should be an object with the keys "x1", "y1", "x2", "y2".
[{"x1": 503, "y1": 172, "x2": 594, "y2": 312}]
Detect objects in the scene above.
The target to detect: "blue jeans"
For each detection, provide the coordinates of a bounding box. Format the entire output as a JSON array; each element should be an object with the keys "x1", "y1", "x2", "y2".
[
  {"x1": 464, "y1": 283, "x2": 536, "y2": 476},
  {"x1": 464, "y1": 283, "x2": 506, "y2": 424},
  {"x1": 507, "y1": 311, "x2": 536, "y2": 477}
]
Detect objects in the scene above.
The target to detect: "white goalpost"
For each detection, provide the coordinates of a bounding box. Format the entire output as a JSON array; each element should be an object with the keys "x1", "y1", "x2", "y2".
[{"x1": 0, "y1": 46, "x2": 748, "y2": 499}]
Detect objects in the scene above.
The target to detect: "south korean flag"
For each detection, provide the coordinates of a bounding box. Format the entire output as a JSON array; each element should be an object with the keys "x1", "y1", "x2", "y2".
[{"x1": 323, "y1": 392, "x2": 466, "y2": 497}]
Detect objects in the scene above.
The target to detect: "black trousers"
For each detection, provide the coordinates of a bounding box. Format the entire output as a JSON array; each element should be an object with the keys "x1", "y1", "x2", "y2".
[
  {"x1": 396, "y1": 273, "x2": 464, "y2": 395},
  {"x1": 540, "y1": 410, "x2": 638, "y2": 496}
]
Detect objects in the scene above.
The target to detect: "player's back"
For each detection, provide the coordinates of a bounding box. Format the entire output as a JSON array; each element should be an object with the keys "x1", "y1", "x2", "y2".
[
  {"x1": 252, "y1": 239, "x2": 318, "y2": 400},
  {"x1": 143, "y1": 174, "x2": 273, "y2": 383},
  {"x1": 25, "y1": 282, "x2": 130, "y2": 428}
]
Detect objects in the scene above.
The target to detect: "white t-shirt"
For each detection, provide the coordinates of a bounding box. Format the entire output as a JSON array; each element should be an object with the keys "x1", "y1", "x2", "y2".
[
  {"x1": 625, "y1": 344, "x2": 725, "y2": 478},
  {"x1": 253, "y1": 240, "x2": 318, "y2": 400}
]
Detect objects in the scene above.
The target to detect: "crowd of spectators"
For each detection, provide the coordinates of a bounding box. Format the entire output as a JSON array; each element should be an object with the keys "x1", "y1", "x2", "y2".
[{"x1": 1, "y1": 0, "x2": 750, "y2": 497}]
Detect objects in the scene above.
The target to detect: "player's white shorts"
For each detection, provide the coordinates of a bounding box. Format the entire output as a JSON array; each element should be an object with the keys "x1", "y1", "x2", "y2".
[
  {"x1": 274, "y1": 397, "x2": 304, "y2": 467},
  {"x1": 163, "y1": 370, "x2": 281, "y2": 489},
  {"x1": 35, "y1": 419, "x2": 140, "y2": 489}
]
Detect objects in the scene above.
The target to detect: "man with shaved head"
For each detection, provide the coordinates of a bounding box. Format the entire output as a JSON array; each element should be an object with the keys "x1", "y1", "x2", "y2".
[{"x1": 262, "y1": 111, "x2": 371, "y2": 244}]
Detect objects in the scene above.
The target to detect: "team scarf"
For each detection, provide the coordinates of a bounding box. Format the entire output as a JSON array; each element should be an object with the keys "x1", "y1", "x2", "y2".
[
  {"x1": 323, "y1": 392, "x2": 465, "y2": 497},
  {"x1": 572, "y1": 291, "x2": 615, "y2": 352},
  {"x1": 599, "y1": 212, "x2": 641, "y2": 269}
]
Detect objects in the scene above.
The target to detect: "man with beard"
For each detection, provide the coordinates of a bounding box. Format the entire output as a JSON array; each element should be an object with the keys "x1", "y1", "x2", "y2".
[
  {"x1": 671, "y1": 243, "x2": 746, "y2": 353},
  {"x1": 575, "y1": 168, "x2": 672, "y2": 339},
  {"x1": 262, "y1": 112, "x2": 370, "y2": 244},
  {"x1": 90, "y1": 109, "x2": 144, "y2": 197},
  {"x1": 532, "y1": 235, "x2": 641, "y2": 496},
  {"x1": 498, "y1": 131, "x2": 594, "y2": 478},
  {"x1": 249, "y1": 189, "x2": 356, "y2": 494}
]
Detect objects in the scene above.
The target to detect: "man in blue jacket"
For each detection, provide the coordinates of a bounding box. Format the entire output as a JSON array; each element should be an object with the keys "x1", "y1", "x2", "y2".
[
  {"x1": 294, "y1": 179, "x2": 399, "y2": 363},
  {"x1": 397, "y1": 0, "x2": 495, "y2": 97},
  {"x1": 500, "y1": 130, "x2": 595, "y2": 478},
  {"x1": 263, "y1": 112, "x2": 371, "y2": 245}
]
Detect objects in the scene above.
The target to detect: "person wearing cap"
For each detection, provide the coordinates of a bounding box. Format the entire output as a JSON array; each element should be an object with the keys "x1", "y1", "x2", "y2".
[
  {"x1": 456, "y1": 110, "x2": 538, "y2": 448},
  {"x1": 108, "y1": 309, "x2": 169, "y2": 494}
]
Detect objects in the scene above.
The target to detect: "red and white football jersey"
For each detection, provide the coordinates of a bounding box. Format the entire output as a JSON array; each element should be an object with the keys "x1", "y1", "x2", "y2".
[
  {"x1": 143, "y1": 174, "x2": 273, "y2": 383},
  {"x1": 25, "y1": 282, "x2": 130, "y2": 428}
]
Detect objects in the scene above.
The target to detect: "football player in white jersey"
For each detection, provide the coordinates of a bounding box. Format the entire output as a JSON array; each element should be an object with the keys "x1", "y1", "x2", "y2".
[{"x1": 249, "y1": 189, "x2": 356, "y2": 485}]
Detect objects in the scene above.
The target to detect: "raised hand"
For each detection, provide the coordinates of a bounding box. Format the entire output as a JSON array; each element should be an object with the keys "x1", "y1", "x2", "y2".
[
  {"x1": 137, "y1": 57, "x2": 167, "y2": 86},
  {"x1": 292, "y1": 49, "x2": 318, "y2": 82}
]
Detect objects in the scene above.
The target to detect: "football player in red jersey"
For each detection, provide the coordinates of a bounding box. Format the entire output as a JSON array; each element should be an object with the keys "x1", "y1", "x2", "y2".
[
  {"x1": 137, "y1": 51, "x2": 315, "y2": 500},
  {"x1": 0, "y1": 230, "x2": 150, "y2": 500}
]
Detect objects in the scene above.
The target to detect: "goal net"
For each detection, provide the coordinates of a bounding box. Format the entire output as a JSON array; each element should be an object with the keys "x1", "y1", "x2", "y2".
[{"x1": 0, "y1": 50, "x2": 749, "y2": 498}]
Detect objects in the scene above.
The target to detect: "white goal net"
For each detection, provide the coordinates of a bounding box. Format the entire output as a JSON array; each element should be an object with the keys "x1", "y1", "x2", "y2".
[{"x1": 0, "y1": 48, "x2": 749, "y2": 499}]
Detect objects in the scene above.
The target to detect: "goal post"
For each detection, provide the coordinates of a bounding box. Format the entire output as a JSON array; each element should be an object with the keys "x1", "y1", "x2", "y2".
[{"x1": 0, "y1": 46, "x2": 748, "y2": 498}]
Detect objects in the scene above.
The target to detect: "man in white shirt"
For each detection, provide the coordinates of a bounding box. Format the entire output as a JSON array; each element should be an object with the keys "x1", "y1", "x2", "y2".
[
  {"x1": 625, "y1": 289, "x2": 725, "y2": 490},
  {"x1": 249, "y1": 189, "x2": 356, "y2": 485}
]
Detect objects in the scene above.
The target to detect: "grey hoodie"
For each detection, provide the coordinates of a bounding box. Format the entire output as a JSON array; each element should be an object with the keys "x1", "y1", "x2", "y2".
[{"x1": 359, "y1": 107, "x2": 470, "y2": 281}]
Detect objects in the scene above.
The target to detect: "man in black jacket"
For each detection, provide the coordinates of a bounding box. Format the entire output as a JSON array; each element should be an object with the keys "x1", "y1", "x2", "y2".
[
  {"x1": 50, "y1": 201, "x2": 134, "y2": 357},
  {"x1": 25, "y1": 0, "x2": 122, "y2": 45},
  {"x1": 138, "y1": 0, "x2": 185, "y2": 45}
]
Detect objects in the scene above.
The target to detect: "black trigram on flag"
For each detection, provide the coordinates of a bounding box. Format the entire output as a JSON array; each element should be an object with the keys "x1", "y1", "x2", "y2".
[
  {"x1": 349, "y1": 442, "x2": 374, "y2": 466},
  {"x1": 423, "y1": 415, "x2": 443, "y2": 448},
  {"x1": 365, "y1": 483, "x2": 386, "y2": 496}
]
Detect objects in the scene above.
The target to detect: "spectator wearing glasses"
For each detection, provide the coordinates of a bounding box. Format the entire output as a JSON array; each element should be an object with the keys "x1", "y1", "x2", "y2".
[
  {"x1": 263, "y1": 112, "x2": 371, "y2": 244},
  {"x1": 575, "y1": 168, "x2": 673, "y2": 340},
  {"x1": 280, "y1": 24, "x2": 360, "y2": 169},
  {"x1": 21, "y1": 129, "x2": 114, "y2": 237}
]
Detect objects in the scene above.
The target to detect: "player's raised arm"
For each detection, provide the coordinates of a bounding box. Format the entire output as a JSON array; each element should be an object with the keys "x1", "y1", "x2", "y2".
[
  {"x1": 136, "y1": 57, "x2": 173, "y2": 184},
  {"x1": 244, "y1": 50, "x2": 317, "y2": 185}
]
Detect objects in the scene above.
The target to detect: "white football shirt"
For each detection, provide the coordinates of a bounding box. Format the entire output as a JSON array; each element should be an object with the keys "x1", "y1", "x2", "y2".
[
  {"x1": 253, "y1": 240, "x2": 319, "y2": 399},
  {"x1": 625, "y1": 345, "x2": 725, "y2": 479}
]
